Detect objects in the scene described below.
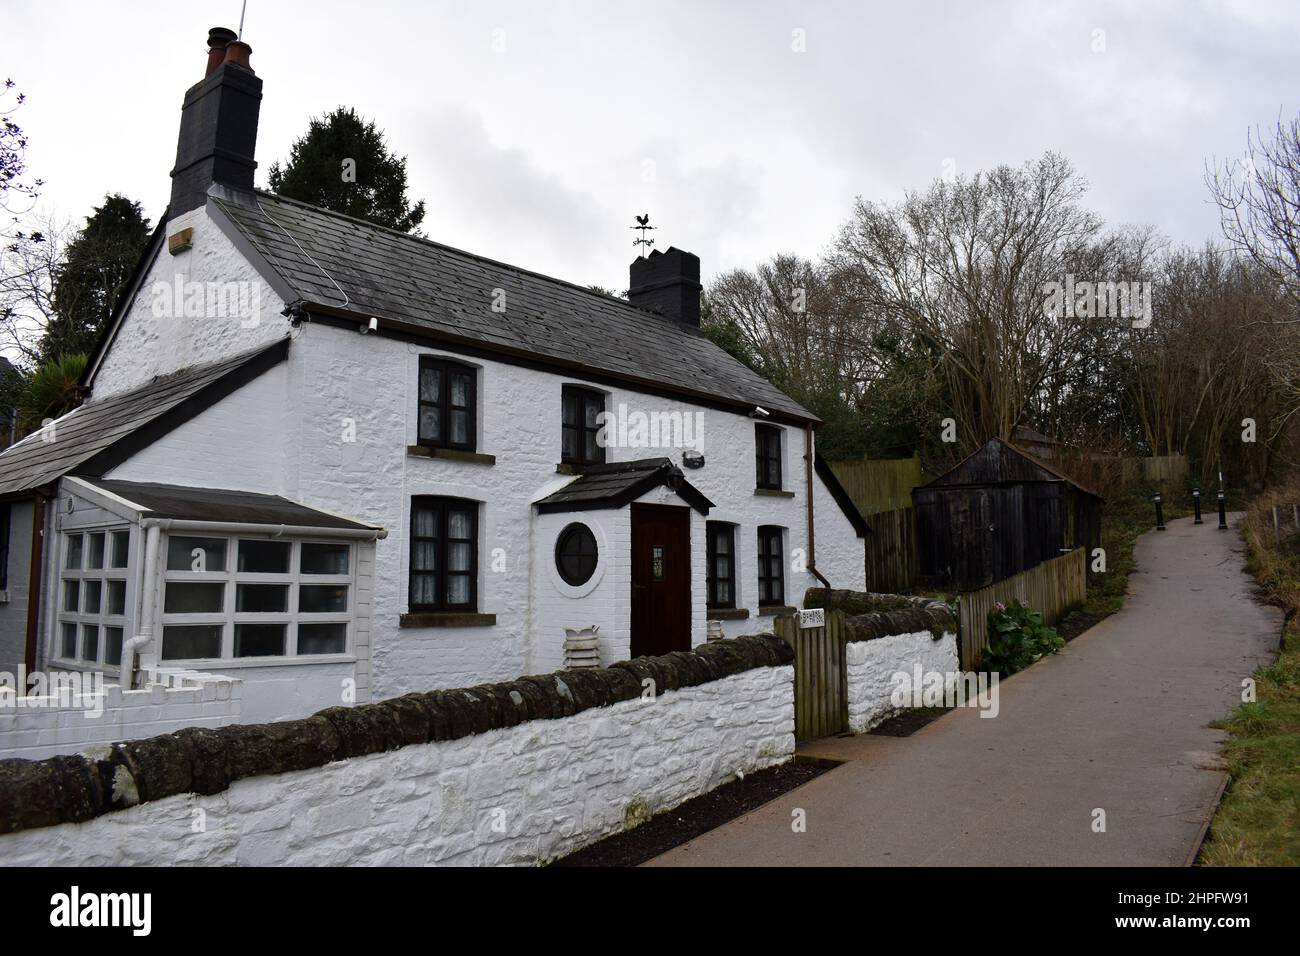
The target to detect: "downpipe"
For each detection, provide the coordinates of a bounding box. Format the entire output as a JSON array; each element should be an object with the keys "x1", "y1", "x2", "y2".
[
  {"x1": 119, "y1": 522, "x2": 162, "y2": 690},
  {"x1": 805, "y1": 425, "x2": 832, "y2": 590}
]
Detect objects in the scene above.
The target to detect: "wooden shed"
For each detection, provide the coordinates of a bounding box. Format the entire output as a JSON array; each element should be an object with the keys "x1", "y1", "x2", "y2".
[{"x1": 912, "y1": 438, "x2": 1102, "y2": 591}]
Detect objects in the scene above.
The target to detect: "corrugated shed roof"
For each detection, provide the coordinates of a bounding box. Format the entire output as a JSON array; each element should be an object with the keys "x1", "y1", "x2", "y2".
[{"x1": 83, "y1": 478, "x2": 377, "y2": 530}]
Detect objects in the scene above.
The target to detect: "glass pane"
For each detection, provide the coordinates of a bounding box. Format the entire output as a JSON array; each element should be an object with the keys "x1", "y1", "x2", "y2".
[
  {"x1": 583, "y1": 430, "x2": 597, "y2": 461},
  {"x1": 162, "y1": 625, "x2": 222, "y2": 660},
  {"x1": 63, "y1": 579, "x2": 79, "y2": 612},
  {"x1": 562, "y1": 426, "x2": 576, "y2": 459},
  {"x1": 413, "y1": 505, "x2": 438, "y2": 539},
  {"x1": 107, "y1": 580, "x2": 127, "y2": 616},
  {"x1": 418, "y1": 407, "x2": 440, "y2": 442},
  {"x1": 81, "y1": 625, "x2": 99, "y2": 662},
  {"x1": 412, "y1": 573, "x2": 438, "y2": 607},
  {"x1": 450, "y1": 410, "x2": 468, "y2": 444},
  {"x1": 450, "y1": 371, "x2": 469, "y2": 406},
  {"x1": 562, "y1": 392, "x2": 577, "y2": 425},
  {"x1": 110, "y1": 530, "x2": 130, "y2": 568},
  {"x1": 718, "y1": 581, "x2": 731, "y2": 604},
  {"x1": 298, "y1": 622, "x2": 347, "y2": 655},
  {"x1": 83, "y1": 580, "x2": 102, "y2": 615},
  {"x1": 237, "y1": 583, "x2": 288, "y2": 613},
  {"x1": 65, "y1": 534, "x2": 83, "y2": 570},
  {"x1": 87, "y1": 533, "x2": 105, "y2": 570},
  {"x1": 166, "y1": 536, "x2": 227, "y2": 572},
  {"x1": 447, "y1": 508, "x2": 472, "y2": 539},
  {"x1": 419, "y1": 365, "x2": 441, "y2": 403},
  {"x1": 235, "y1": 623, "x2": 286, "y2": 657},
  {"x1": 449, "y1": 542, "x2": 471, "y2": 573},
  {"x1": 413, "y1": 540, "x2": 438, "y2": 572},
  {"x1": 164, "y1": 582, "x2": 225, "y2": 614},
  {"x1": 299, "y1": 585, "x2": 347, "y2": 613},
  {"x1": 301, "y1": 543, "x2": 349, "y2": 575},
  {"x1": 105, "y1": 627, "x2": 124, "y2": 665},
  {"x1": 584, "y1": 396, "x2": 601, "y2": 427},
  {"x1": 446, "y1": 575, "x2": 469, "y2": 606},
  {"x1": 238, "y1": 539, "x2": 290, "y2": 574},
  {"x1": 61, "y1": 622, "x2": 77, "y2": 658},
  {"x1": 717, "y1": 556, "x2": 731, "y2": 578}
]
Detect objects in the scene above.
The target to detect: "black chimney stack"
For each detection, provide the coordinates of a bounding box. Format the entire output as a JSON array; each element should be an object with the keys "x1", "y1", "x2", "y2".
[
  {"x1": 168, "y1": 27, "x2": 262, "y2": 218},
  {"x1": 629, "y1": 247, "x2": 702, "y2": 326}
]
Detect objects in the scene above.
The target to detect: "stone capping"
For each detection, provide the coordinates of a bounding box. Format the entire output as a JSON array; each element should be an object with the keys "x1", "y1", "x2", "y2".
[
  {"x1": 803, "y1": 588, "x2": 957, "y2": 643},
  {"x1": 0, "y1": 634, "x2": 793, "y2": 837}
]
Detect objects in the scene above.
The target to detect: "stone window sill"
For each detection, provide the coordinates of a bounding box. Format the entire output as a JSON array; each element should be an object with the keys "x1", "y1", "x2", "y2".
[
  {"x1": 754, "y1": 488, "x2": 795, "y2": 498},
  {"x1": 706, "y1": 607, "x2": 750, "y2": 620},
  {"x1": 399, "y1": 612, "x2": 497, "y2": 628},
  {"x1": 757, "y1": 605, "x2": 797, "y2": 617},
  {"x1": 407, "y1": 445, "x2": 496, "y2": 466}
]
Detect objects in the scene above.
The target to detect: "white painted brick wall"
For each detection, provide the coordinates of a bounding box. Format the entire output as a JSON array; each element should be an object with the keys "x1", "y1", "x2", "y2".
[
  {"x1": 845, "y1": 630, "x2": 959, "y2": 733},
  {"x1": 0, "y1": 664, "x2": 794, "y2": 866},
  {"x1": 0, "y1": 669, "x2": 243, "y2": 761}
]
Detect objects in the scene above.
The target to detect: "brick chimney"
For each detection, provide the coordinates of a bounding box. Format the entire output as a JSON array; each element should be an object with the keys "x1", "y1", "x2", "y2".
[
  {"x1": 168, "y1": 27, "x2": 263, "y2": 218},
  {"x1": 629, "y1": 247, "x2": 702, "y2": 326}
]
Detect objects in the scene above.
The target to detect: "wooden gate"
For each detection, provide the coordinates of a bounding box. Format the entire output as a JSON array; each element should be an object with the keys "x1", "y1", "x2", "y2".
[{"x1": 773, "y1": 611, "x2": 848, "y2": 740}]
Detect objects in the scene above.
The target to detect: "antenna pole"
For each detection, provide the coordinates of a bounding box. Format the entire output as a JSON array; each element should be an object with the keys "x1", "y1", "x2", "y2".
[{"x1": 238, "y1": 0, "x2": 248, "y2": 38}]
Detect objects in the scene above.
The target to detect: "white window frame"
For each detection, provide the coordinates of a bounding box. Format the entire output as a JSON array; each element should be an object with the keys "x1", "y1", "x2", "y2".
[
  {"x1": 54, "y1": 526, "x2": 131, "y2": 670},
  {"x1": 159, "y1": 534, "x2": 356, "y2": 664}
]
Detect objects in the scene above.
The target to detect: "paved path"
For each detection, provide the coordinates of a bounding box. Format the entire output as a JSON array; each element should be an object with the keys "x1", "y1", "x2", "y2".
[{"x1": 650, "y1": 515, "x2": 1282, "y2": 866}]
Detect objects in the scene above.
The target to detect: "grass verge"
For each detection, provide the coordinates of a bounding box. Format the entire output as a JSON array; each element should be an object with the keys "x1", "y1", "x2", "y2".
[{"x1": 1198, "y1": 483, "x2": 1300, "y2": 866}]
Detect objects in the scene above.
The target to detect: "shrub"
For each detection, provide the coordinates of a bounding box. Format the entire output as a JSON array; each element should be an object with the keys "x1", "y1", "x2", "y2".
[{"x1": 983, "y1": 599, "x2": 1064, "y2": 675}]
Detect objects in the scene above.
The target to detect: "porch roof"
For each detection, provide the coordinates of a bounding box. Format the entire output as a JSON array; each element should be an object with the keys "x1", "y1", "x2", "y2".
[
  {"x1": 76, "y1": 478, "x2": 380, "y2": 532},
  {"x1": 535, "y1": 458, "x2": 714, "y2": 515}
]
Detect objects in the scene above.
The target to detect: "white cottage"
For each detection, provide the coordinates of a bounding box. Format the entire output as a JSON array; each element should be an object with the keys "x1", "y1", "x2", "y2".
[{"x1": 0, "y1": 27, "x2": 867, "y2": 725}]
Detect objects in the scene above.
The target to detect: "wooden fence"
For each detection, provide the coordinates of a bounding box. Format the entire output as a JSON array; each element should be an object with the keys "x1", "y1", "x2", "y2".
[
  {"x1": 773, "y1": 611, "x2": 848, "y2": 740},
  {"x1": 863, "y1": 506, "x2": 918, "y2": 593},
  {"x1": 956, "y1": 547, "x2": 1087, "y2": 670},
  {"x1": 827, "y1": 456, "x2": 924, "y2": 516}
]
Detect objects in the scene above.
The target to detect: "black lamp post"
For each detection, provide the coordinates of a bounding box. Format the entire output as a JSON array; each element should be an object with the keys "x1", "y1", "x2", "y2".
[
  {"x1": 1154, "y1": 492, "x2": 1165, "y2": 531},
  {"x1": 1193, "y1": 489, "x2": 1203, "y2": 525},
  {"x1": 1217, "y1": 491, "x2": 1227, "y2": 530}
]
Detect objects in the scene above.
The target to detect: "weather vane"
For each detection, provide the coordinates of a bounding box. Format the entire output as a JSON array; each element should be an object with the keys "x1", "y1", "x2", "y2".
[{"x1": 631, "y1": 213, "x2": 657, "y2": 257}]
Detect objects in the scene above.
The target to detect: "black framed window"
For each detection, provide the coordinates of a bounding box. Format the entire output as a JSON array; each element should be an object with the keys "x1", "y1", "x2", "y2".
[
  {"x1": 562, "y1": 386, "x2": 606, "y2": 465},
  {"x1": 706, "y1": 522, "x2": 736, "y2": 609},
  {"x1": 0, "y1": 502, "x2": 9, "y2": 591},
  {"x1": 755, "y1": 424, "x2": 782, "y2": 490},
  {"x1": 555, "y1": 523, "x2": 599, "y2": 586},
  {"x1": 757, "y1": 525, "x2": 784, "y2": 606},
  {"x1": 410, "y1": 497, "x2": 478, "y2": 612},
  {"x1": 418, "y1": 357, "x2": 477, "y2": 451}
]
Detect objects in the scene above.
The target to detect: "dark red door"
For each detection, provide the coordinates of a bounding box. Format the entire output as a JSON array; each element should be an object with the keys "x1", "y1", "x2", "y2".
[{"x1": 630, "y1": 503, "x2": 692, "y2": 658}]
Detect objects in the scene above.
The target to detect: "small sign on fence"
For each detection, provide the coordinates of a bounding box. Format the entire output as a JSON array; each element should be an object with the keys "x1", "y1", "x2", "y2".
[{"x1": 798, "y1": 608, "x2": 825, "y2": 629}]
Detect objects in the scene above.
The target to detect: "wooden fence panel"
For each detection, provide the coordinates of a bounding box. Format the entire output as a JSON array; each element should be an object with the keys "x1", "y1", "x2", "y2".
[
  {"x1": 956, "y1": 547, "x2": 1087, "y2": 670},
  {"x1": 863, "y1": 506, "x2": 918, "y2": 593},
  {"x1": 827, "y1": 457, "x2": 924, "y2": 516},
  {"x1": 774, "y1": 612, "x2": 847, "y2": 740}
]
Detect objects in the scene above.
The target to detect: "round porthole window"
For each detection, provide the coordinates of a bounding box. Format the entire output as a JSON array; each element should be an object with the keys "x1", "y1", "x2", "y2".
[{"x1": 555, "y1": 523, "x2": 599, "y2": 587}]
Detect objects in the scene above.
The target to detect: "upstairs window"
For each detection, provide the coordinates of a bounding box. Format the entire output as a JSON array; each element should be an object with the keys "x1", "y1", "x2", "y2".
[
  {"x1": 757, "y1": 525, "x2": 785, "y2": 607},
  {"x1": 410, "y1": 497, "x2": 479, "y2": 612},
  {"x1": 755, "y1": 424, "x2": 783, "y2": 490},
  {"x1": 418, "y1": 357, "x2": 477, "y2": 451},
  {"x1": 562, "y1": 386, "x2": 606, "y2": 466},
  {"x1": 706, "y1": 522, "x2": 736, "y2": 609}
]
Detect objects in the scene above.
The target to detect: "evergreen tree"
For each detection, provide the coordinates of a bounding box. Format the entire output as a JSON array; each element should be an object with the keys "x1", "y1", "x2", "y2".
[
  {"x1": 39, "y1": 194, "x2": 149, "y2": 362},
  {"x1": 268, "y1": 107, "x2": 426, "y2": 233}
]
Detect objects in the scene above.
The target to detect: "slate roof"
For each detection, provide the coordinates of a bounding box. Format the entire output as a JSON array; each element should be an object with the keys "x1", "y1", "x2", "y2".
[
  {"x1": 211, "y1": 191, "x2": 815, "y2": 423},
  {"x1": 82, "y1": 478, "x2": 377, "y2": 530},
  {"x1": 0, "y1": 339, "x2": 289, "y2": 499},
  {"x1": 535, "y1": 458, "x2": 714, "y2": 515}
]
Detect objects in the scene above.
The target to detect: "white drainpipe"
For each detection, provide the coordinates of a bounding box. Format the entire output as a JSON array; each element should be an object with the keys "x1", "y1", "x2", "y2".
[{"x1": 119, "y1": 521, "x2": 162, "y2": 689}]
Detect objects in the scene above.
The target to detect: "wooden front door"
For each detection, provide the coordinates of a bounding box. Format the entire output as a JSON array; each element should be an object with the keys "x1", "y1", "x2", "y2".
[{"x1": 630, "y1": 503, "x2": 691, "y2": 658}]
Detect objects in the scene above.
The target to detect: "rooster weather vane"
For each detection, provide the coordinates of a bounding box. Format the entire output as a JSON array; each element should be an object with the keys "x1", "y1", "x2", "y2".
[{"x1": 631, "y1": 213, "x2": 657, "y2": 257}]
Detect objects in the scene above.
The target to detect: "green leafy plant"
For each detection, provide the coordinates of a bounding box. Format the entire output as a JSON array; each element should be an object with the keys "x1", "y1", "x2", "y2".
[{"x1": 983, "y1": 599, "x2": 1064, "y2": 675}]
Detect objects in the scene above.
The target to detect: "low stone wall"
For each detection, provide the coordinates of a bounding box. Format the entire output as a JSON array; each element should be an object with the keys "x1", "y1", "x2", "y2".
[
  {"x1": 0, "y1": 635, "x2": 793, "y2": 865},
  {"x1": 805, "y1": 589, "x2": 960, "y2": 733},
  {"x1": 0, "y1": 669, "x2": 242, "y2": 762}
]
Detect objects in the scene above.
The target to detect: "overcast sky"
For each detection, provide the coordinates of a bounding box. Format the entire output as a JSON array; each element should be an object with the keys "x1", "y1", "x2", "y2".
[{"x1": 4, "y1": 1, "x2": 1299, "y2": 290}]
